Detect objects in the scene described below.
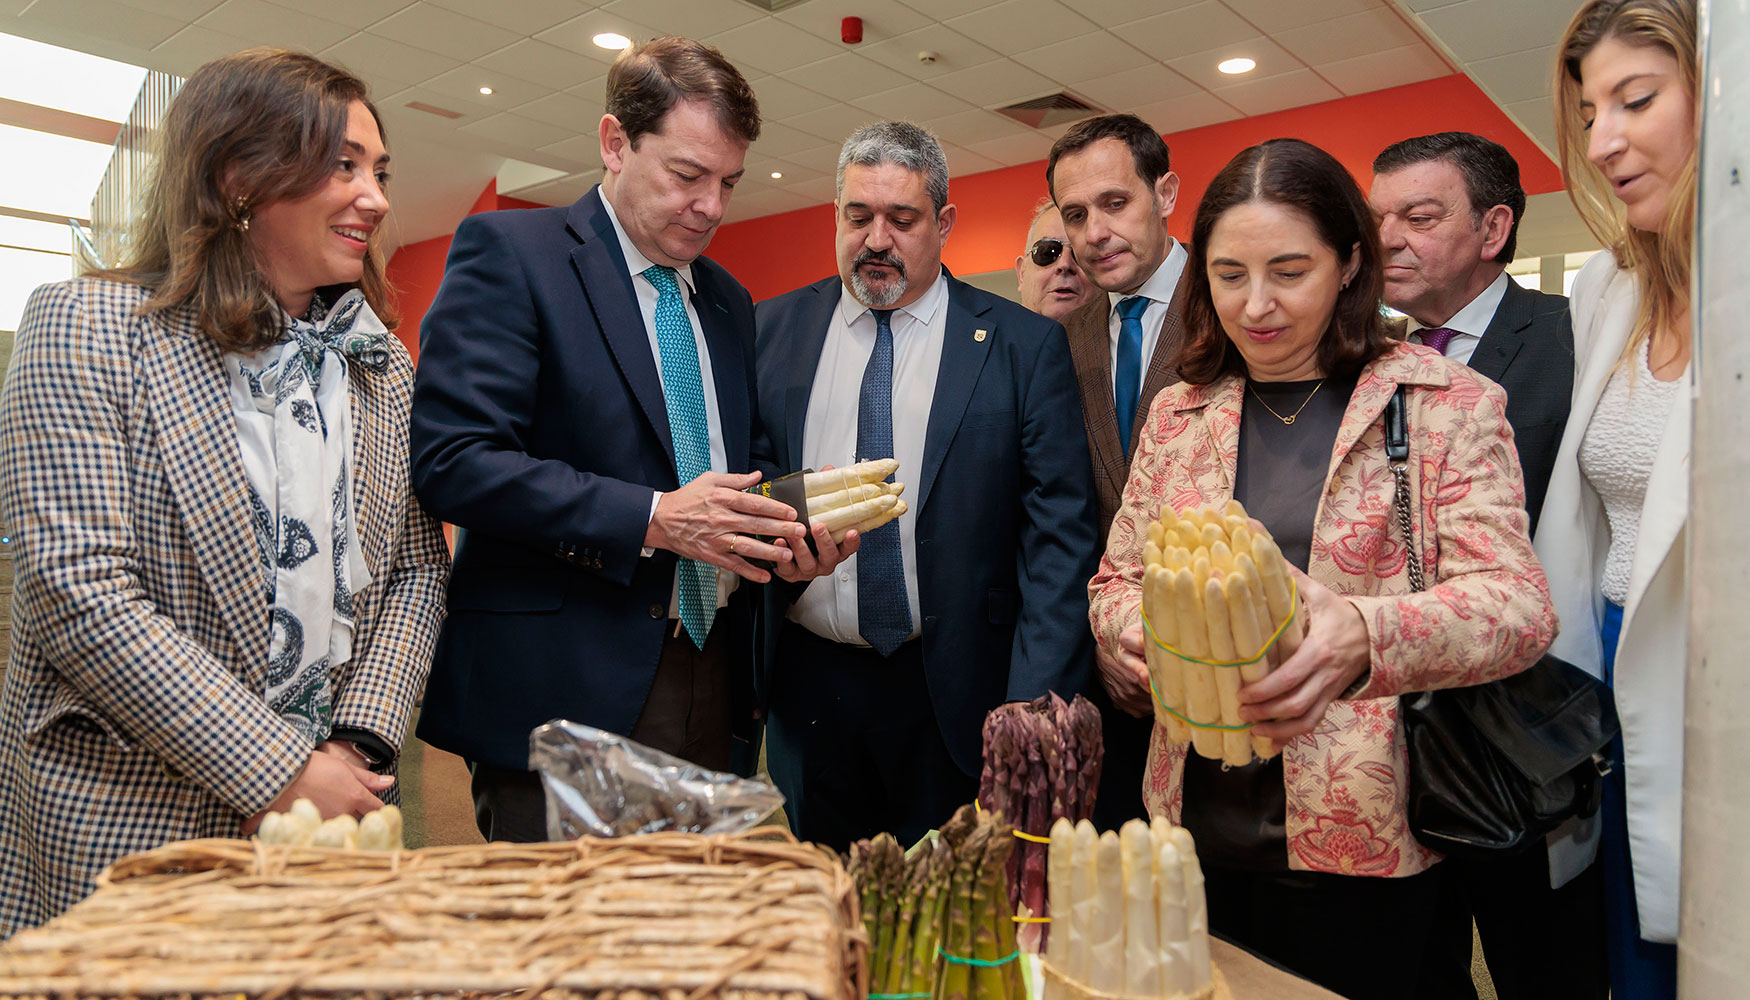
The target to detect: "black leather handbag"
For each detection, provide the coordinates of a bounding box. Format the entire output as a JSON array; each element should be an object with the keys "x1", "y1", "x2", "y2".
[{"x1": 1383, "y1": 386, "x2": 1619, "y2": 859}]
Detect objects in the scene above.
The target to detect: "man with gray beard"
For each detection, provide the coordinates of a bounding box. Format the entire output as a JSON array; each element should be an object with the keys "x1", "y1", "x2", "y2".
[{"x1": 752, "y1": 122, "x2": 1098, "y2": 850}]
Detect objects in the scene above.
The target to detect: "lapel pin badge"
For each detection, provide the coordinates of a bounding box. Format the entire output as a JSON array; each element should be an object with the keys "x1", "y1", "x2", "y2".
[{"x1": 974, "y1": 329, "x2": 987, "y2": 343}]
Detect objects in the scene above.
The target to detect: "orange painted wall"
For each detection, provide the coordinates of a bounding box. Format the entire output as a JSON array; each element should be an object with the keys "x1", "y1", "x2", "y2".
[
  {"x1": 386, "y1": 73, "x2": 1564, "y2": 326},
  {"x1": 710, "y1": 73, "x2": 1562, "y2": 301},
  {"x1": 384, "y1": 183, "x2": 546, "y2": 362}
]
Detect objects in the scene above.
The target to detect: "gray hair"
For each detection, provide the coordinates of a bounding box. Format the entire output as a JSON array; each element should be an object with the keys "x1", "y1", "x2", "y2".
[{"x1": 836, "y1": 121, "x2": 950, "y2": 214}]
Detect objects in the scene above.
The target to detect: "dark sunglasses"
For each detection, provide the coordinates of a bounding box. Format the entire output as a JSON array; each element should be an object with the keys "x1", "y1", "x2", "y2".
[{"x1": 1028, "y1": 237, "x2": 1068, "y2": 267}]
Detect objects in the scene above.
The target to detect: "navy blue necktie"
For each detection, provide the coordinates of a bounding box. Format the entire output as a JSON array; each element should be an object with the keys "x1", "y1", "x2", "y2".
[
  {"x1": 856, "y1": 308, "x2": 911, "y2": 657},
  {"x1": 1114, "y1": 295, "x2": 1149, "y2": 454}
]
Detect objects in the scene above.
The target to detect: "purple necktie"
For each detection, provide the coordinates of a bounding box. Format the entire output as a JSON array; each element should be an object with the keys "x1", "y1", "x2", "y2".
[{"x1": 1419, "y1": 326, "x2": 1457, "y2": 355}]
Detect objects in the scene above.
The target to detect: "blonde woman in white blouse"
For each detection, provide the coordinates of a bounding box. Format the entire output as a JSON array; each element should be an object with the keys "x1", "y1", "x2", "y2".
[{"x1": 1535, "y1": 2, "x2": 1697, "y2": 996}]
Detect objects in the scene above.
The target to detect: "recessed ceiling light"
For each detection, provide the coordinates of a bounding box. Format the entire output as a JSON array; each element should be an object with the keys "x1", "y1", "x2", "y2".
[
  {"x1": 770, "y1": 171, "x2": 783, "y2": 179},
  {"x1": 1218, "y1": 57, "x2": 1256, "y2": 75},
  {"x1": 478, "y1": 86, "x2": 494, "y2": 95},
  {"x1": 594, "y1": 32, "x2": 632, "y2": 50}
]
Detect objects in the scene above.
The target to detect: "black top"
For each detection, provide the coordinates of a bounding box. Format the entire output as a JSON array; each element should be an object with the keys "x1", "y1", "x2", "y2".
[{"x1": 1181, "y1": 373, "x2": 1356, "y2": 871}]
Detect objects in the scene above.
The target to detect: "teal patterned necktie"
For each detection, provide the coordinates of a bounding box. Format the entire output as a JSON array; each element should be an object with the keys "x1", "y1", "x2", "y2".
[{"x1": 644, "y1": 265, "x2": 717, "y2": 649}]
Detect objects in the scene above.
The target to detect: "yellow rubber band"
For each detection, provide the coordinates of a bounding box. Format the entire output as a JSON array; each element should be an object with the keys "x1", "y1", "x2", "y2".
[
  {"x1": 1012, "y1": 916, "x2": 1052, "y2": 923},
  {"x1": 972, "y1": 800, "x2": 1055, "y2": 843},
  {"x1": 1139, "y1": 575, "x2": 1298, "y2": 667}
]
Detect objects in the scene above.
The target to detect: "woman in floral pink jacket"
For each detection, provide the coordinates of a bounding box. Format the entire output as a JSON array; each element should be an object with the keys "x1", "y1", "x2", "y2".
[{"x1": 1088, "y1": 139, "x2": 1556, "y2": 1000}]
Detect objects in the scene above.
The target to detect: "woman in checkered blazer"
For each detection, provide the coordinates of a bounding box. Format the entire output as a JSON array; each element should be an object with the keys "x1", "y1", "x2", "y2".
[{"x1": 0, "y1": 49, "x2": 449, "y2": 935}]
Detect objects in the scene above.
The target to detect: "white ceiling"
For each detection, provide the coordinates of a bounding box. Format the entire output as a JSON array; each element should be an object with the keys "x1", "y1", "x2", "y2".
[
  {"x1": 1390, "y1": 0, "x2": 1576, "y2": 157},
  {"x1": 3, "y1": 0, "x2": 1468, "y2": 247}
]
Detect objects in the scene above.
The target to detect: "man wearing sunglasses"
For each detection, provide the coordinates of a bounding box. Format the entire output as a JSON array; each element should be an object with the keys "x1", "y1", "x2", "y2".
[
  {"x1": 1046, "y1": 113, "x2": 1193, "y2": 832},
  {"x1": 1015, "y1": 201, "x2": 1099, "y2": 321}
]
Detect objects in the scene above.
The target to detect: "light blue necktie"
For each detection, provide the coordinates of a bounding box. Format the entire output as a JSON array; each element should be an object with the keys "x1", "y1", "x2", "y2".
[
  {"x1": 644, "y1": 264, "x2": 716, "y2": 649},
  {"x1": 1114, "y1": 295, "x2": 1149, "y2": 455},
  {"x1": 856, "y1": 308, "x2": 911, "y2": 657}
]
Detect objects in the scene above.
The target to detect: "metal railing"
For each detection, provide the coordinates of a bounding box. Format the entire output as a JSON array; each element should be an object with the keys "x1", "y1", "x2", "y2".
[{"x1": 87, "y1": 70, "x2": 180, "y2": 272}]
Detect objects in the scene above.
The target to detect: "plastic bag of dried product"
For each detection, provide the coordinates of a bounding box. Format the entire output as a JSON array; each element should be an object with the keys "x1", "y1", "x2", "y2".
[{"x1": 530, "y1": 720, "x2": 786, "y2": 839}]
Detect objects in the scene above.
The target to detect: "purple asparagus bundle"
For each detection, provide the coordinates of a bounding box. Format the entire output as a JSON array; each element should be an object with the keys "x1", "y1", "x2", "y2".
[{"x1": 976, "y1": 693, "x2": 1105, "y2": 951}]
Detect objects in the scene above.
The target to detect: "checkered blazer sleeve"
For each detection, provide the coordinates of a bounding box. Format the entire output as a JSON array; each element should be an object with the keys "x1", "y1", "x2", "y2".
[
  {"x1": 0, "y1": 280, "x2": 308, "y2": 814},
  {"x1": 329, "y1": 348, "x2": 449, "y2": 755}
]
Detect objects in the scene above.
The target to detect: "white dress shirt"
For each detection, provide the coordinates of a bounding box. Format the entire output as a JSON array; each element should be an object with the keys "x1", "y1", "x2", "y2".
[
  {"x1": 787, "y1": 274, "x2": 949, "y2": 646},
  {"x1": 1407, "y1": 271, "x2": 1511, "y2": 366},
  {"x1": 1106, "y1": 238, "x2": 1188, "y2": 393},
  {"x1": 600, "y1": 192, "x2": 734, "y2": 610}
]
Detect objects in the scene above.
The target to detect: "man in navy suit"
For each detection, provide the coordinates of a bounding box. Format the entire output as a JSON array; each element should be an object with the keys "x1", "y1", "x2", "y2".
[
  {"x1": 754, "y1": 122, "x2": 1098, "y2": 851},
  {"x1": 410, "y1": 37, "x2": 850, "y2": 843},
  {"x1": 1371, "y1": 132, "x2": 1598, "y2": 1000}
]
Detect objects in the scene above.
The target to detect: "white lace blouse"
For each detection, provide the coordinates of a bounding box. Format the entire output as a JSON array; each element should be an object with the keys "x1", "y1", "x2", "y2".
[{"x1": 1577, "y1": 338, "x2": 1689, "y2": 606}]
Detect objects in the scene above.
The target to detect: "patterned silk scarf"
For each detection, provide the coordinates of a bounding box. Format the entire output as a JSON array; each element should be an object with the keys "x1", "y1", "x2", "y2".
[{"x1": 224, "y1": 289, "x2": 389, "y2": 744}]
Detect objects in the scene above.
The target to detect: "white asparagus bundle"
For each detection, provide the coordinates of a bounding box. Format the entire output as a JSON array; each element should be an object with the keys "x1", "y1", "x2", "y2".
[
  {"x1": 1119, "y1": 820, "x2": 1162, "y2": 997},
  {"x1": 1167, "y1": 827, "x2": 1212, "y2": 992},
  {"x1": 1066, "y1": 819, "x2": 1099, "y2": 984},
  {"x1": 1143, "y1": 565, "x2": 1190, "y2": 743},
  {"x1": 1203, "y1": 575, "x2": 1250, "y2": 766},
  {"x1": 1138, "y1": 500, "x2": 1300, "y2": 764},
  {"x1": 809, "y1": 491, "x2": 901, "y2": 543},
  {"x1": 1151, "y1": 818, "x2": 1194, "y2": 996},
  {"x1": 256, "y1": 799, "x2": 404, "y2": 851},
  {"x1": 1086, "y1": 831, "x2": 1125, "y2": 993},
  {"x1": 804, "y1": 479, "x2": 897, "y2": 517},
  {"x1": 1171, "y1": 565, "x2": 1225, "y2": 762},
  {"x1": 802, "y1": 458, "x2": 898, "y2": 496},
  {"x1": 1227, "y1": 562, "x2": 1277, "y2": 760},
  {"x1": 1042, "y1": 818, "x2": 1076, "y2": 1000},
  {"x1": 1041, "y1": 815, "x2": 1213, "y2": 999}
]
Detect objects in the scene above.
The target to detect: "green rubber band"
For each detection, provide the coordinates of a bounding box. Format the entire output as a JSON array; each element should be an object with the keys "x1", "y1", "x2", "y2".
[
  {"x1": 936, "y1": 947, "x2": 1022, "y2": 968},
  {"x1": 1151, "y1": 681, "x2": 1253, "y2": 732},
  {"x1": 1139, "y1": 574, "x2": 1298, "y2": 667},
  {"x1": 869, "y1": 993, "x2": 933, "y2": 998}
]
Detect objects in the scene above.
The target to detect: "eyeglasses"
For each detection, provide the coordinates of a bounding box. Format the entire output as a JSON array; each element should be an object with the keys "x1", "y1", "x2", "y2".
[{"x1": 1028, "y1": 238, "x2": 1068, "y2": 268}]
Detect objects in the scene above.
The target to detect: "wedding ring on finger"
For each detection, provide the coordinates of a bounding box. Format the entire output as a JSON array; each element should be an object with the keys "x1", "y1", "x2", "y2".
[{"x1": 727, "y1": 534, "x2": 737, "y2": 555}]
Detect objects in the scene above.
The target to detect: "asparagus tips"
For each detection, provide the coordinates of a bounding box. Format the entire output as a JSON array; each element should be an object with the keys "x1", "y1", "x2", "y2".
[{"x1": 802, "y1": 458, "x2": 899, "y2": 496}]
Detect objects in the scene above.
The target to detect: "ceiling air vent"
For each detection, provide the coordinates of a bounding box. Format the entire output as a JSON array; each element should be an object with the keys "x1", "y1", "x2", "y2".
[
  {"x1": 406, "y1": 101, "x2": 463, "y2": 120},
  {"x1": 737, "y1": 0, "x2": 815, "y2": 11},
  {"x1": 995, "y1": 92, "x2": 1104, "y2": 129}
]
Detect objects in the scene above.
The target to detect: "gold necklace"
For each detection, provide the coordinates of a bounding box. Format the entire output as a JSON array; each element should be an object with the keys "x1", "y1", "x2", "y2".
[{"x1": 1249, "y1": 378, "x2": 1326, "y2": 426}]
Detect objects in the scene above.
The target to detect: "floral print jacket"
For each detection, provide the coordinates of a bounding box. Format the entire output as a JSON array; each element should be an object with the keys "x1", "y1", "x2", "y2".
[{"x1": 1088, "y1": 342, "x2": 1557, "y2": 878}]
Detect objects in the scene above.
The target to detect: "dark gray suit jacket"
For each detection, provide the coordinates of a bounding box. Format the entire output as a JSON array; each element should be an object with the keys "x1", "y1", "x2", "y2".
[{"x1": 1461, "y1": 277, "x2": 1574, "y2": 535}]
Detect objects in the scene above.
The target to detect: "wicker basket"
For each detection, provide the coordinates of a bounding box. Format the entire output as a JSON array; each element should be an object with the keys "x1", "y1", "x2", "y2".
[{"x1": 0, "y1": 829, "x2": 865, "y2": 1000}]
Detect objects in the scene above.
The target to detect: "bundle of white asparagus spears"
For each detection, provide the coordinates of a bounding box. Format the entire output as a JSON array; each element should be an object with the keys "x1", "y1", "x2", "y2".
[
  {"x1": 1140, "y1": 500, "x2": 1304, "y2": 766},
  {"x1": 1042, "y1": 817, "x2": 1213, "y2": 1000},
  {"x1": 799, "y1": 458, "x2": 908, "y2": 543},
  {"x1": 255, "y1": 798, "x2": 404, "y2": 851}
]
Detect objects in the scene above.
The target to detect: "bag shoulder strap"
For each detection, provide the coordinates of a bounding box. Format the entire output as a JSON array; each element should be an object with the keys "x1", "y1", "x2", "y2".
[{"x1": 1386, "y1": 384, "x2": 1424, "y2": 592}]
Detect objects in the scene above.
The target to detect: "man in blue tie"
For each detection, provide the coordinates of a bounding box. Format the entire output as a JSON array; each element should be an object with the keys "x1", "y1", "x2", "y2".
[
  {"x1": 1045, "y1": 114, "x2": 1194, "y2": 831},
  {"x1": 753, "y1": 122, "x2": 1098, "y2": 851},
  {"x1": 409, "y1": 37, "x2": 852, "y2": 843}
]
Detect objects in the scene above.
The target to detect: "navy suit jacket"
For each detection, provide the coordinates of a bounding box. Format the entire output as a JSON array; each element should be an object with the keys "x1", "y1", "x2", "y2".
[
  {"x1": 410, "y1": 187, "x2": 774, "y2": 770},
  {"x1": 753, "y1": 271, "x2": 1098, "y2": 774}
]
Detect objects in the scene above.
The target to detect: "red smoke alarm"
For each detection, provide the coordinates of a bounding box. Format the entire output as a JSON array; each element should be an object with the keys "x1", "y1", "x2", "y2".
[{"x1": 842, "y1": 16, "x2": 863, "y2": 44}]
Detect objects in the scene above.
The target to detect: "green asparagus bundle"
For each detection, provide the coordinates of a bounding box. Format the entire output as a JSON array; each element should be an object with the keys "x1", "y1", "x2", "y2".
[
  {"x1": 846, "y1": 804, "x2": 1019, "y2": 1000},
  {"x1": 977, "y1": 692, "x2": 1103, "y2": 952}
]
